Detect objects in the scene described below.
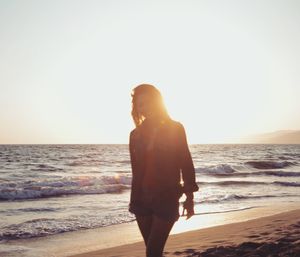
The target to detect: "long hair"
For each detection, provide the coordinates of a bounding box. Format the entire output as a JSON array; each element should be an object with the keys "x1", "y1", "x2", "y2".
[{"x1": 131, "y1": 84, "x2": 171, "y2": 127}]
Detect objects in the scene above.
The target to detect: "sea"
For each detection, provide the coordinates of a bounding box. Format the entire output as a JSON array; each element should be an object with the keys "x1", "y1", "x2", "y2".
[{"x1": 0, "y1": 144, "x2": 300, "y2": 256}]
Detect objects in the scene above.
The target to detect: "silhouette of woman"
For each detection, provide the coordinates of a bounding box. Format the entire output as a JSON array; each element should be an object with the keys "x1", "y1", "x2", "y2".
[{"x1": 128, "y1": 84, "x2": 199, "y2": 257}]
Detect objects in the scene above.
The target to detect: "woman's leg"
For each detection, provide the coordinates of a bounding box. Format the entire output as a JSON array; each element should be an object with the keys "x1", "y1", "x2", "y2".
[
  {"x1": 146, "y1": 215, "x2": 176, "y2": 257},
  {"x1": 135, "y1": 214, "x2": 153, "y2": 246}
]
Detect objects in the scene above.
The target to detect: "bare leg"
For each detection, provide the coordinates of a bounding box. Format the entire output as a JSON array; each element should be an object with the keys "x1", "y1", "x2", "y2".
[
  {"x1": 146, "y1": 215, "x2": 176, "y2": 257},
  {"x1": 135, "y1": 214, "x2": 153, "y2": 246}
]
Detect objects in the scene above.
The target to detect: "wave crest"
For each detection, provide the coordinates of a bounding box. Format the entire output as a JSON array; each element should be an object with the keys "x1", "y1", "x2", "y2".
[
  {"x1": 245, "y1": 161, "x2": 295, "y2": 169},
  {"x1": 197, "y1": 180, "x2": 300, "y2": 187},
  {"x1": 195, "y1": 193, "x2": 298, "y2": 204},
  {"x1": 195, "y1": 164, "x2": 237, "y2": 174},
  {"x1": 0, "y1": 175, "x2": 132, "y2": 201}
]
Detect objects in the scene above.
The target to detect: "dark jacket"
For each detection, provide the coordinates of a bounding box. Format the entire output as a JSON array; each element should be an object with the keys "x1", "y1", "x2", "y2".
[{"x1": 128, "y1": 118, "x2": 199, "y2": 210}]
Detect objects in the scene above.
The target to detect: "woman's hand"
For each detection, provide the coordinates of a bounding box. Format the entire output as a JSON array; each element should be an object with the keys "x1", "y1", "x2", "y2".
[{"x1": 181, "y1": 193, "x2": 195, "y2": 220}]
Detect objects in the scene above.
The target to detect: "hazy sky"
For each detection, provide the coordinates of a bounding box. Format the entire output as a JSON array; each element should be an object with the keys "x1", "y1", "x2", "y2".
[{"x1": 0, "y1": 0, "x2": 299, "y2": 144}]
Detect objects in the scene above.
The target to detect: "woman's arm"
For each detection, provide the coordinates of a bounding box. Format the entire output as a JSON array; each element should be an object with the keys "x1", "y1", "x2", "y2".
[
  {"x1": 177, "y1": 123, "x2": 199, "y2": 195},
  {"x1": 177, "y1": 123, "x2": 198, "y2": 219},
  {"x1": 129, "y1": 130, "x2": 137, "y2": 175},
  {"x1": 128, "y1": 129, "x2": 140, "y2": 208}
]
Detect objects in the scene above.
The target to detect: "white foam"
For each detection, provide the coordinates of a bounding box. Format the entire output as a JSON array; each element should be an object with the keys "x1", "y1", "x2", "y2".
[
  {"x1": 195, "y1": 164, "x2": 236, "y2": 174},
  {"x1": 0, "y1": 175, "x2": 132, "y2": 200}
]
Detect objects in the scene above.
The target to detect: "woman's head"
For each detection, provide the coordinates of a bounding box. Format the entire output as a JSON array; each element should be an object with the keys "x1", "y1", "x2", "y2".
[{"x1": 131, "y1": 84, "x2": 171, "y2": 127}]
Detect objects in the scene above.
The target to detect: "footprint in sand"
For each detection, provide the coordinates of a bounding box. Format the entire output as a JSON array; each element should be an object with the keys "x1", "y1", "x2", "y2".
[
  {"x1": 239, "y1": 241, "x2": 263, "y2": 249},
  {"x1": 280, "y1": 236, "x2": 298, "y2": 243},
  {"x1": 273, "y1": 219, "x2": 284, "y2": 223},
  {"x1": 291, "y1": 223, "x2": 300, "y2": 229},
  {"x1": 260, "y1": 232, "x2": 270, "y2": 236},
  {"x1": 247, "y1": 234, "x2": 261, "y2": 239},
  {"x1": 183, "y1": 248, "x2": 196, "y2": 254},
  {"x1": 173, "y1": 251, "x2": 183, "y2": 255},
  {"x1": 173, "y1": 248, "x2": 197, "y2": 256}
]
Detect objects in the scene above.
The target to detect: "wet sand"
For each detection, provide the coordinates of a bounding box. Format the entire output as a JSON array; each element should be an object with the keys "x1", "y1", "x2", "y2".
[{"x1": 69, "y1": 207, "x2": 300, "y2": 257}]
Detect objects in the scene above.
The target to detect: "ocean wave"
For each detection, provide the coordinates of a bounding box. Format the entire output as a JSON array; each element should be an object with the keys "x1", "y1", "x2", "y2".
[
  {"x1": 0, "y1": 207, "x2": 60, "y2": 214},
  {"x1": 197, "y1": 181, "x2": 266, "y2": 186},
  {"x1": 66, "y1": 159, "x2": 104, "y2": 167},
  {"x1": 258, "y1": 171, "x2": 300, "y2": 177},
  {"x1": 0, "y1": 175, "x2": 132, "y2": 201},
  {"x1": 197, "y1": 180, "x2": 300, "y2": 187},
  {"x1": 195, "y1": 164, "x2": 237, "y2": 174},
  {"x1": 245, "y1": 160, "x2": 296, "y2": 169},
  {"x1": 195, "y1": 193, "x2": 298, "y2": 204},
  {"x1": 30, "y1": 164, "x2": 64, "y2": 172},
  {"x1": 195, "y1": 161, "x2": 297, "y2": 177},
  {"x1": 0, "y1": 184, "x2": 130, "y2": 201},
  {"x1": 66, "y1": 161, "x2": 85, "y2": 166},
  {"x1": 197, "y1": 168, "x2": 300, "y2": 178},
  {"x1": 0, "y1": 214, "x2": 136, "y2": 241},
  {"x1": 272, "y1": 181, "x2": 300, "y2": 187}
]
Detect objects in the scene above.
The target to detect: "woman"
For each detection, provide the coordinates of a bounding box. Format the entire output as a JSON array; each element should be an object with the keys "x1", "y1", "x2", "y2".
[{"x1": 128, "y1": 84, "x2": 199, "y2": 257}]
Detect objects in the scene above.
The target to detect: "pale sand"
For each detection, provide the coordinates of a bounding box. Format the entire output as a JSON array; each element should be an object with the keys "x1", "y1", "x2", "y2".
[{"x1": 69, "y1": 204, "x2": 300, "y2": 257}]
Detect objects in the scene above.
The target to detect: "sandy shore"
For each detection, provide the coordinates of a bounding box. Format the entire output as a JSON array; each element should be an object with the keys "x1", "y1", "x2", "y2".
[
  {"x1": 70, "y1": 207, "x2": 300, "y2": 257},
  {"x1": 2, "y1": 203, "x2": 299, "y2": 257}
]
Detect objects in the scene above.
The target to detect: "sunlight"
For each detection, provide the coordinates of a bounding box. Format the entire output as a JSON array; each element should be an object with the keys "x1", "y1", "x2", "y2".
[
  {"x1": 76, "y1": 176, "x2": 92, "y2": 186},
  {"x1": 171, "y1": 204, "x2": 222, "y2": 235},
  {"x1": 114, "y1": 173, "x2": 120, "y2": 183},
  {"x1": 163, "y1": 84, "x2": 269, "y2": 143}
]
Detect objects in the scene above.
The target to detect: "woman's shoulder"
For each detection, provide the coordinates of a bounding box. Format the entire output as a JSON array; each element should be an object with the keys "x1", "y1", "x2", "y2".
[
  {"x1": 130, "y1": 128, "x2": 138, "y2": 137},
  {"x1": 130, "y1": 127, "x2": 142, "y2": 140},
  {"x1": 167, "y1": 119, "x2": 184, "y2": 131},
  {"x1": 159, "y1": 119, "x2": 185, "y2": 140}
]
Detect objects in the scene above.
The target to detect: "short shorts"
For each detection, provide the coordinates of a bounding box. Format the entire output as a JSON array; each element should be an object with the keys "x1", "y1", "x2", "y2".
[{"x1": 129, "y1": 187, "x2": 181, "y2": 222}]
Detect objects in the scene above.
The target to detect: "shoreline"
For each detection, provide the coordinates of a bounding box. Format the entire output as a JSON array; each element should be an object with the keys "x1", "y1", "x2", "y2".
[
  {"x1": 69, "y1": 204, "x2": 300, "y2": 257},
  {"x1": 1, "y1": 202, "x2": 299, "y2": 257}
]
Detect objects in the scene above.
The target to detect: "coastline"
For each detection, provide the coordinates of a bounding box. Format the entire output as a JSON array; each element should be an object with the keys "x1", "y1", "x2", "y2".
[
  {"x1": 69, "y1": 203, "x2": 300, "y2": 257},
  {"x1": 1, "y1": 144, "x2": 299, "y2": 257},
  {"x1": 1, "y1": 202, "x2": 299, "y2": 257},
  {"x1": 0, "y1": 201, "x2": 300, "y2": 257}
]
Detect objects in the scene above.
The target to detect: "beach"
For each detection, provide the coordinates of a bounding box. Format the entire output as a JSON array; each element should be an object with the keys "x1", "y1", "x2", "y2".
[
  {"x1": 69, "y1": 205, "x2": 300, "y2": 257},
  {"x1": 1, "y1": 0, "x2": 300, "y2": 255},
  {"x1": 1, "y1": 144, "x2": 299, "y2": 257}
]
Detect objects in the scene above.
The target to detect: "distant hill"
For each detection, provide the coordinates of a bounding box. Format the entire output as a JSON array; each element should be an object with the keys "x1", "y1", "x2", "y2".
[{"x1": 241, "y1": 130, "x2": 300, "y2": 144}]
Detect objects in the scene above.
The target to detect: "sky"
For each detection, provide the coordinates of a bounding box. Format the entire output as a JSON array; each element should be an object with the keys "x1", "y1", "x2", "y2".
[{"x1": 0, "y1": 0, "x2": 299, "y2": 144}]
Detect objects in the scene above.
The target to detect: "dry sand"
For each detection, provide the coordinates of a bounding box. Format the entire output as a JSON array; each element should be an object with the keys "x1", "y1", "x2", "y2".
[{"x1": 69, "y1": 208, "x2": 300, "y2": 257}]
